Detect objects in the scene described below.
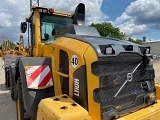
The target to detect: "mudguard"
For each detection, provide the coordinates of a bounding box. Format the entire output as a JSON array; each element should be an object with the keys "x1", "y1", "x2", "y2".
[{"x1": 17, "y1": 57, "x2": 54, "y2": 119}]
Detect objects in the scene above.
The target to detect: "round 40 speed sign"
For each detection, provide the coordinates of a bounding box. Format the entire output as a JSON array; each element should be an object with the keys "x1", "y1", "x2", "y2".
[{"x1": 71, "y1": 55, "x2": 78, "y2": 68}]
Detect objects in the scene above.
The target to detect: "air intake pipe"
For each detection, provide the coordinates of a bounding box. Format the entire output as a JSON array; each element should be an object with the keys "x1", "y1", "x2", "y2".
[{"x1": 73, "y1": 3, "x2": 85, "y2": 26}]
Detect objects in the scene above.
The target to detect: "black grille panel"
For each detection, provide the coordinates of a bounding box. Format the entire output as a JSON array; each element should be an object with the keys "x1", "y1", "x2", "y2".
[
  {"x1": 92, "y1": 53, "x2": 156, "y2": 119},
  {"x1": 97, "y1": 53, "x2": 143, "y2": 62}
]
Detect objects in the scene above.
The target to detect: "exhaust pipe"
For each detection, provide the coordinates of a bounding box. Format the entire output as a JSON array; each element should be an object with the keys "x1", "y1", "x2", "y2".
[{"x1": 73, "y1": 3, "x2": 85, "y2": 26}]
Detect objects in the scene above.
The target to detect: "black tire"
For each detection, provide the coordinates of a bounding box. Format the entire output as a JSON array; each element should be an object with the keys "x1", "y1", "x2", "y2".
[
  {"x1": 10, "y1": 63, "x2": 18, "y2": 101},
  {"x1": 5, "y1": 68, "x2": 10, "y2": 89},
  {"x1": 11, "y1": 77, "x2": 17, "y2": 101},
  {"x1": 16, "y1": 79, "x2": 30, "y2": 120}
]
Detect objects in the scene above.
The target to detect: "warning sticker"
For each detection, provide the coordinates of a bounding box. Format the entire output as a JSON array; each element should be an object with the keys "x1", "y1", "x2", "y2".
[{"x1": 25, "y1": 65, "x2": 53, "y2": 89}]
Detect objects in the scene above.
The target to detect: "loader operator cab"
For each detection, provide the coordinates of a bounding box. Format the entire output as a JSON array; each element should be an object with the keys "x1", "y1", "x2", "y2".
[
  {"x1": 20, "y1": 6, "x2": 74, "y2": 56},
  {"x1": 40, "y1": 13, "x2": 72, "y2": 40}
]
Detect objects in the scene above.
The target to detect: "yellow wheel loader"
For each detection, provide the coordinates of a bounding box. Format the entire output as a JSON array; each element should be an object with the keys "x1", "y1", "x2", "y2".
[
  {"x1": 5, "y1": 2, "x2": 160, "y2": 120},
  {"x1": 14, "y1": 35, "x2": 29, "y2": 57},
  {"x1": 1, "y1": 40, "x2": 12, "y2": 59}
]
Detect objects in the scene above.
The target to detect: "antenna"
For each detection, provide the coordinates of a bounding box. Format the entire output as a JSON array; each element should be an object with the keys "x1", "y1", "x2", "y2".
[{"x1": 30, "y1": 0, "x2": 39, "y2": 11}]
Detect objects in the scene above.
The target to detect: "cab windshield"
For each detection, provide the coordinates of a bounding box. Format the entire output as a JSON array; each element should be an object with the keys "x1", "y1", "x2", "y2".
[{"x1": 40, "y1": 13, "x2": 72, "y2": 40}]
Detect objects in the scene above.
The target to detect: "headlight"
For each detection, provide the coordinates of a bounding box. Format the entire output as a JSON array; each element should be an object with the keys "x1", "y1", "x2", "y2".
[{"x1": 105, "y1": 46, "x2": 113, "y2": 54}]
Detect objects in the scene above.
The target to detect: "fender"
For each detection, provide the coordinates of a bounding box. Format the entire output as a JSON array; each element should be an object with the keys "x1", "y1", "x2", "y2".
[
  {"x1": 17, "y1": 57, "x2": 54, "y2": 119},
  {"x1": 3, "y1": 56, "x2": 21, "y2": 88}
]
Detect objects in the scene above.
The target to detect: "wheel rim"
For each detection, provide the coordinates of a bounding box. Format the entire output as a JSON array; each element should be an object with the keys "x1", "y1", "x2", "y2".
[{"x1": 17, "y1": 99, "x2": 21, "y2": 120}]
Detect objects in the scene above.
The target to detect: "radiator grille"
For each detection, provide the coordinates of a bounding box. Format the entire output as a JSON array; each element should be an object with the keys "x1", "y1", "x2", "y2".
[{"x1": 92, "y1": 53, "x2": 155, "y2": 117}]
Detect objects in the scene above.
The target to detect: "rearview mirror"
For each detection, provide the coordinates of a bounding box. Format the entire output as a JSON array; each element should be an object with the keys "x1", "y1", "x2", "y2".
[{"x1": 20, "y1": 22, "x2": 27, "y2": 33}]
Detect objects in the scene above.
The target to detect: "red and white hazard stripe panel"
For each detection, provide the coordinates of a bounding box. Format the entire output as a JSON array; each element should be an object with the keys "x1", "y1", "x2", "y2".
[{"x1": 25, "y1": 65, "x2": 53, "y2": 89}]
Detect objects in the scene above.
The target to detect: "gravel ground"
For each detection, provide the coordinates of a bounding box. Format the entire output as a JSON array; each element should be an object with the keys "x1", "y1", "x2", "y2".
[
  {"x1": 0, "y1": 57, "x2": 159, "y2": 120},
  {"x1": 0, "y1": 57, "x2": 16, "y2": 120}
]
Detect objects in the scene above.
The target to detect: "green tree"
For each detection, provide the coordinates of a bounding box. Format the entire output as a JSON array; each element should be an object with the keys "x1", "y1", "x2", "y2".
[
  {"x1": 127, "y1": 38, "x2": 142, "y2": 45},
  {"x1": 128, "y1": 37, "x2": 133, "y2": 42},
  {"x1": 132, "y1": 39, "x2": 142, "y2": 45},
  {"x1": 143, "y1": 36, "x2": 146, "y2": 42},
  {"x1": 90, "y1": 22, "x2": 126, "y2": 39}
]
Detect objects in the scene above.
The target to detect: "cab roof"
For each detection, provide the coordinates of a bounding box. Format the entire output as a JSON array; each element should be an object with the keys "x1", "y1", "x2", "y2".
[{"x1": 26, "y1": 6, "x2": 73, "y2": 22}]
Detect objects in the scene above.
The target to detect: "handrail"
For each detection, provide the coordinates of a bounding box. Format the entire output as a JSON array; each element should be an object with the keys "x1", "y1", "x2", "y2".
[{"x1": 55, "y1": 71, "x2": 69, "y2": 78}]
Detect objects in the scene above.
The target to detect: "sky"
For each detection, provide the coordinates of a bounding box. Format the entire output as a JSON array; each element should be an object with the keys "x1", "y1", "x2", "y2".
[{"x1": 0, "y1": 0, "x2": 160, "y2": 44}]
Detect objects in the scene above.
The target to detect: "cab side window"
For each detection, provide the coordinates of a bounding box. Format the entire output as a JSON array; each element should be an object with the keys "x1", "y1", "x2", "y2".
[{"x1": 41, "y1": 22, "x2": 55, "y2": 40}]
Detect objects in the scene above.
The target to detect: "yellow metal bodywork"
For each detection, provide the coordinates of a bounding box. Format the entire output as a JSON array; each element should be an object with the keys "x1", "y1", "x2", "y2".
[
  {"x1": 17, "y1": 99, "x2": 21, "y2": 120},
  {"x1": 84, "y1": 46, "x2": 101, "y2": 120},
  {"x1": 36, "y1": 36, "x2": 101, "y2": 119},
  {"x1": 51, "y1": 37, "x2": 90, "y2": 96},
  {"x1": 155, "y1": 83, "x2": 160, "y2": 100},
  {"x1": 37, "y1": 94, "x2": 91, "y2": 120},
  {"x1": 33, "y1": 9, "x2": 41, "y2": 57}
]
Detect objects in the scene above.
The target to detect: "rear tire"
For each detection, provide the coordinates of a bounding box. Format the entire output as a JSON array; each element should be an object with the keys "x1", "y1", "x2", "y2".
[
  {"x1": 11, "y1": 76, "x2": 17, "y2": 101},
  {"x1": 16, "y1": 79, "x2": 30, "y2": 120},
  {"x1": 4, "y1": 68, "x2": 10, "y2": 89}
]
